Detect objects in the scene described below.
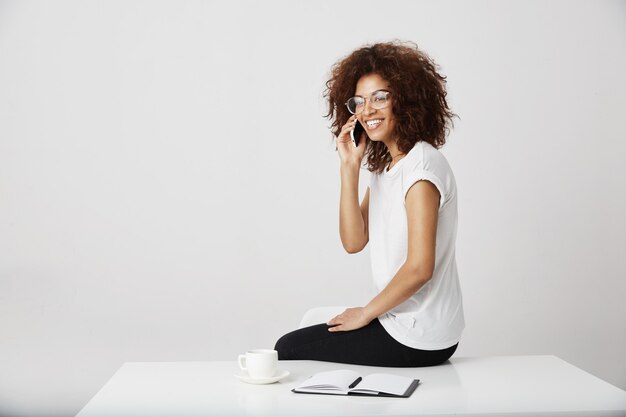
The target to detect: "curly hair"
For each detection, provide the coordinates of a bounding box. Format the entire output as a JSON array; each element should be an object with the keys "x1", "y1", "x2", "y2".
[{"x1": 323, "y1": 40, "x2": 458, "y2": 174}]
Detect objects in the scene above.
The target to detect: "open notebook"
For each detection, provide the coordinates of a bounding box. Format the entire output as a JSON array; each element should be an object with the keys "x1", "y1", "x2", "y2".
[{"x1": 292, "y1": 369, "x2": 419, "y2": 398}]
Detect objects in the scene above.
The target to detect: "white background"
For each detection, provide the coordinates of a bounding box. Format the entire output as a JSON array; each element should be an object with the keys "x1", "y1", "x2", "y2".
[{"x1": 1, "y1": 1, "x2": 625, "y2": 416}]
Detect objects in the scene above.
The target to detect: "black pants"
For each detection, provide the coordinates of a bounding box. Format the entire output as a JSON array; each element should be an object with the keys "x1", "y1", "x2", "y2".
[{"x1": 274, "y1": 318, "x2": 458, "y2": 368}]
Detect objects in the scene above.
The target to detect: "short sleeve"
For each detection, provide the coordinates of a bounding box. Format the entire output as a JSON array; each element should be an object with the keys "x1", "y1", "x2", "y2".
[{"x1": 402, "y1": 169, "x2": 446, "y2": 210}]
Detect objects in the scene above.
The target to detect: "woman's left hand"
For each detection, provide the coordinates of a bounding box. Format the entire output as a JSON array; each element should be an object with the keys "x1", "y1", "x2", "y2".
[{"x1": 327, "y1": 307, "x2": 373, "y2": 332}]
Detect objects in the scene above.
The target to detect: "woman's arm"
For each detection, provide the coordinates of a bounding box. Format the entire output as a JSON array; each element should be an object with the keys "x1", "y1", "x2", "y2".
[
  {"x1": 335, "y1": 115, "x2": 369, "y2": 254},
  {"x1": 327, "y1": 179, "x2": 440, "y2": 332},
  {"x1": 339, "y1": 162, "x2": 369, "y2": 253}
]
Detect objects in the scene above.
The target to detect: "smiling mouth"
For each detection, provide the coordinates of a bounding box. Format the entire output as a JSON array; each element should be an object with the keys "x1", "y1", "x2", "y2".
[{"x1": 365, "y1": 119, "x2": 384, "y2": 130}]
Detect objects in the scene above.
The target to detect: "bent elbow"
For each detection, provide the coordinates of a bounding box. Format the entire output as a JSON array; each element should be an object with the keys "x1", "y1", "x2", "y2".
[
  {"x1": 342, "y1": 240, "x2": 366, "y2": 254},
  {"x1": 343, "y1": 244, "x2": 363, "y2": 254}
]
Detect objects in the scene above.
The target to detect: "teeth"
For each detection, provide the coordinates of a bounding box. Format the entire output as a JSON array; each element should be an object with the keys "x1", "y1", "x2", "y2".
[{"x1": 366, "y1": 119, "x2": 383, "y2": 127}]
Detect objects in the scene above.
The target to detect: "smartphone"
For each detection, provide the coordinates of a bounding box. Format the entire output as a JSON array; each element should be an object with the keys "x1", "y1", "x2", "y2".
[{"x1": 350, "y1": 119, "x2": 365, "y2": 148}]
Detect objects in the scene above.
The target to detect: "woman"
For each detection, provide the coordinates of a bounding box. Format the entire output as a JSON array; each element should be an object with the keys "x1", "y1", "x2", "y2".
[{"x1": 274, "y1": 40, "x2": 464, "y2": 367}]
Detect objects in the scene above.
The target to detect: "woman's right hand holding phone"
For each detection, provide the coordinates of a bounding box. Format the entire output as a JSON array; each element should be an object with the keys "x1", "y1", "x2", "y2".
[{"x1": 336, "y1": 115, "x2": 366, "y2": 167}]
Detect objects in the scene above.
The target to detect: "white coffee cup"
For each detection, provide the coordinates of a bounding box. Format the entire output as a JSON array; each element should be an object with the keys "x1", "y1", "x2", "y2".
[{"x1": 238, "y1": 349, "x2": 278, "y2": 379}]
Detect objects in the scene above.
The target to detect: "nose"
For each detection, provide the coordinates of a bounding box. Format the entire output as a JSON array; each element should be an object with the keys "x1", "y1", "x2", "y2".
[{"x1": 363, "y1": 98, "x2": 376, "y2": 116}]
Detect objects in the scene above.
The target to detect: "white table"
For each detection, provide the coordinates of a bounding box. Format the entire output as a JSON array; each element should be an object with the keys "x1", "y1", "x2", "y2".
[{"x1": 76, "y1": 355, "x2": 626, "y2": 417}]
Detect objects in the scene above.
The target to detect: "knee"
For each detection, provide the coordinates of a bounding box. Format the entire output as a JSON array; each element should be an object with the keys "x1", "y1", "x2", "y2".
[
  {"x1": 274, "y1": 324, "x2": 327, "y2": 361},
  {"x1": 274, "y1": 332, "x2": 294, "y2": 360}
]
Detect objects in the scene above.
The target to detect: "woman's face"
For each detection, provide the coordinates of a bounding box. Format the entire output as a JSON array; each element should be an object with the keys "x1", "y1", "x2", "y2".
[{"x1": 354, "y1": 73, "x2": 397, "y2": 145}]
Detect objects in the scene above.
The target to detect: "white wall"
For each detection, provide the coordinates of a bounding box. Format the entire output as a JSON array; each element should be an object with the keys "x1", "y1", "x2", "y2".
[{"x1": 1, "y1": 0, "x2": 625, "y2": 416}]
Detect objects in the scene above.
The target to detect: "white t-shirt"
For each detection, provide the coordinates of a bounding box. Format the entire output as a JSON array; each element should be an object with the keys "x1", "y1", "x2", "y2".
[{"x1": 368, "y1": 141, "x2": 465, "y2": 350}]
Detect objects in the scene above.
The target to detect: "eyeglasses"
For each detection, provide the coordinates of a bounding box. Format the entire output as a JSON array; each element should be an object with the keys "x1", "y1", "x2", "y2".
[{"x1": 345, "y1": 90, "x2": 391, "y2": 115}]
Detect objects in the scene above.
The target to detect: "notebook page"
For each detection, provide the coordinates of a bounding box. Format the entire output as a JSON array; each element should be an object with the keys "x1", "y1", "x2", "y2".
[
  {"x1": 350, "y1": 373, "x2": 414, "y2": 396},
  {"x1": 297, "y1": 370, "x2": 360, "y2": 391}
]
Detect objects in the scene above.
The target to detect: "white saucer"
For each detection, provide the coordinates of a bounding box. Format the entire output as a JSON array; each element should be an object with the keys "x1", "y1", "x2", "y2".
[{"x1": 234, "y1": 369, "x2": 290, "y2": 385}]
